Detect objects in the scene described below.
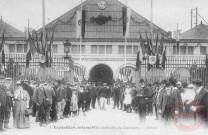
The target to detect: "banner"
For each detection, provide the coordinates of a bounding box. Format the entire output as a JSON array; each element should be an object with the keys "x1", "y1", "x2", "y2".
[
  {"x1": 76, "y1": 10, "x2": 82, "y2": 39},
  {"x1": 125, "y1": 7, "x2": 131, "y2": 38}
]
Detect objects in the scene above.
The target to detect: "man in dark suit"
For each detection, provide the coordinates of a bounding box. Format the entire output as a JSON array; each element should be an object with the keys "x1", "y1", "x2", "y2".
[
  {"x1": 91, "y1": 82, "x2": 97, "y2": 109},
  {"x1": 112, "y1": 83, "x2": 120, "y2": 109},
  {"x1": 185, "y1": 79, "x2": 208, "y2": 123},
  {"x1": 43, "y1": 80, "x2": 56, "y2": 124},
  {"x1": 0, "y1": 76, "x2": 7, "y2": 132},
  {"x1": 63, "y1": 82, "x2": 72, "y2": 118},
  {"x1": 136, "y1": 79, "x2": 149, "y2": 122}
]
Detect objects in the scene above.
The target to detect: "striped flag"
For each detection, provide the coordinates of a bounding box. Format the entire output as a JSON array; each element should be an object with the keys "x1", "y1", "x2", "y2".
[{"x1": 125, "y1": 7, "x2": 131, "y2": 38}]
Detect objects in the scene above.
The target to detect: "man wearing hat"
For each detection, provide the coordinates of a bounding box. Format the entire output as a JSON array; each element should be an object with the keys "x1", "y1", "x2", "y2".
[
  {"x1": 185, "y1": 79, "x2": 208, "y2": 123},
  {"x1": 112, "y1": 83, "x2": 120, "y2": 109},
  {"x1": 33, "y1": 80, "x2": 48, "y2": 126},
  {"x1": 63, "y1": 82, "x2": 72, "y2": 118},
  {"x1": 98, "y1": 83, "x2": 109, "y2": 110},
  {"x1": 91, "y1": 82, "x2": 97, "y2": 109},
  {"x1": 0, "y1": 75, "x2": 7, "y2": 132}
]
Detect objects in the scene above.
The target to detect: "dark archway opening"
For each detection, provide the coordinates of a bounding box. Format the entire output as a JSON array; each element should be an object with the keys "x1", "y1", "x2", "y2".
[{"x1": 89, "y1": 64, "x2": 113, "y2": 85}]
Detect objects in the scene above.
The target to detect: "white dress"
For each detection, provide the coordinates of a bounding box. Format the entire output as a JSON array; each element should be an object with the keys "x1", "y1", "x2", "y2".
[{"x1": 123, "y1": 88, "x2": 132, "y2": 105}]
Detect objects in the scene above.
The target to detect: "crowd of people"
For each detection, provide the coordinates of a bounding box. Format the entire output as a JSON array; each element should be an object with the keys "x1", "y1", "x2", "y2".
[{"x1": 0, "y1": 75, "x2": 208, "y2": 132}]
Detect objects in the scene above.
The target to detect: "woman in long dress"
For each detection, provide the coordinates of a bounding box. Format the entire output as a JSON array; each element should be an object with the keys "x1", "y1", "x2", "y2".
[
  {"x1": 13, "y1": 81, "x2": 30, "y2": 128},
  {"x1": 123, "y1": 83, "x2": 132, "y2": 113}
]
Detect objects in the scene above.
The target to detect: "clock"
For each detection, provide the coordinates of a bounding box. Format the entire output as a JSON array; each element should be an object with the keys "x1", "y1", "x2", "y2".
[{"x1": 98, "y1": 0, "x2": 107, "y2": 10}]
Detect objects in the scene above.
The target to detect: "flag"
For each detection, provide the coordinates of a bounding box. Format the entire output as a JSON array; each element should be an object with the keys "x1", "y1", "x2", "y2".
[
  {"x1": 155, "y1": 31, "x2": 159, "y2": 54},
  {"x1": 139, "y1": 33, "x2": 146, "y2": 57},
  {"x1": 157, "y1": 36, "x2": 164, "y2": 55},
  {"x1": 145, "y1": 32, "x2": 154, "y2": 55},
  {"x1": 156, "y1": 53, "x2": 160, "y2": 68},
  {"x1": 161, "y1": 51, "x2": 167, "y2": 69},
  {"x1": 28, "y1": 31, "x2": 36, "y2": 55},
  {"x1": 82, "y1": 10, "x2": 86, "y2": 39},
  {"x1": 45, "y1": 51, "x2": 49, "y2": 67},
  {"x1": 26, "y1": 50, "x2": 32, "y2": 68},
  {"x1": 34, "y1": 31, "x2": 41, "y2": 54},
  {"x1": 122, "y1": 7, "x2": 127, "y2": 37},
  {"x1": 49, "y1": 30, "x2": 54, "y2": 67},
  {"x1": 76, "y1": 10, "x2": 82, "y2": 39},
  {"x1": 136, "y1": 46, "x2": 143, "y2": 71},
  {"x1": 125, "y1": 7, "x2": 131, "y2": 37},
  {"x1": 0, "y1": 30, "x2": 5, "y2": 66}
]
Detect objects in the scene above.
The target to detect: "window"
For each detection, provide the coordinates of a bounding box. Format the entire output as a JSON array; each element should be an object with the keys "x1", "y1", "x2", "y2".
[
  {"x1": 200, "y1": 46, "x2": 207, "y2": 55},
  {"x1": 24, "y1": 44, "x2": 27, "y2": 53},
  {"x1": 133, "y1": 46, "x2": 138, "y2": 54},
  {"x1": 16, "y1": 44, "x2": 23, "y2": 53},
  {"x1": 188, "y1": 46, "x2": 194, "y2": 55},
  {"x1": 53, "y1": 44, "x2": 58, "y2": 53},
  {"x1": 118, "y1": 46, "x2": 124, "y2": 54},
  {"x1": 99, "y1": 45, "x2": 105, "y2": 54},
  {"x1": 81, "y1": 45, "x2": 85, "y2": 54},
  {"x1": 180, "y1": 46, "x2": 186, "y2": 55},
  {"x1": 9, "y1": 44, "x2": 15, "y2": 53},
  {"x1": 71, "y1": 45, "x2": 78, "y2": 54},
  {"x1": 106, "y1": 46, "x2": 112, "y2": 54},
  {"x1": 91, "y1": 45, "x2": 97, "y2": 54},
  {"x1": 173, "y1": 46, "x2": 177, "y2": 55},
  {"x1": 126, "y1": 46, "x2": 132, "y2": 54}
]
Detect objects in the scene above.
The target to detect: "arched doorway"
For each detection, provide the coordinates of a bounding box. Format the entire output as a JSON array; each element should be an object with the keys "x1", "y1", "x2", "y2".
[{"x1": 89, "y1": 64, "x2": 113, "y2": 85}]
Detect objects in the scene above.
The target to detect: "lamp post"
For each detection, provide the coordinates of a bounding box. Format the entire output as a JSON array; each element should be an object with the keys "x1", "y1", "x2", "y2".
[{"x1": 63, "y1": 39, "x2": 71, "y2": 60}]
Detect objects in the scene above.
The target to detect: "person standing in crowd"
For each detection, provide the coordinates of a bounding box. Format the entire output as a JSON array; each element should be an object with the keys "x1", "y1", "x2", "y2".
[
  {"x1": 184, "y1": 79, "x2": 208, "y2": 123},
  {"x1": 3, "y1": 78, "x2": 13, "y2": 129},
  {"x1": 91, "y1": 82, "x2": 97, "y2": 109},
  {"x1": 30, "y1": 80, "x2": 38, "y2": 117},
  {"x1": 13, "y1": 80, "x2": 30, "y2": 128},
  {"x1": 153, "y1": 80, "x2": 166, "y2": 120},
  {"x1": 43, "y1": 80, "x2": 56, "y2": 124},
  {"x1": 50, "y1": 81, "x2": 58, "y2": 122},
  {"x1": 119, "y1": 83, "x2": 125, "y2": 110},
  {"x1": 86, "y1": 82, "x2": 92, "y2": 111},
  {"x1": 137, "y1": 79, "x2": 149, "y2": 122},
  {"x1": 131, "y1": 85, "x2": 138, "y2": 113},
  {"x1": 96, "y1": 82, "x2": 102, "y2": 108},
  {"x1": 0, "y1": 76, "x2": 7, "y2": 132},
  {"x1": 123, "y1": 83, "x2": 132, "y2": 113},
  {"x1": 55, "y1": 80, "x2": 66, "y2": 120},
  {"x1": 112, "y1": 83, "x2": 120, "y2": 109},
  {"x1": 33, "y1": 80, "x2": 47, "y2": 126},
  {"x1": 98, "y1": 83, "x2": 109, "y2": 110},
  {"x1": 70, "y1": 89, "x2": 78, "y2": 117},
  {"x1": 63, "y1": 82, "x2": 72, "y2": 118},
  {"x1": 159, "y1": 81, "x2": 178, "y2": 122},
  {"x1": 78, "y1": 84, "x2": 87, "y2": 116},
  {"x1": 146, "y1": 83, "x2": 154, "y2": 116},
  {"x1": 21, "y1": 79, "x2": 33, "y2": 108}
]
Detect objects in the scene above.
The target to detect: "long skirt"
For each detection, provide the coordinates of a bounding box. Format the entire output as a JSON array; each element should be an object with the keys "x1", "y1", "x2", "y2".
[
  {"x1": 13, "y1": 100, "x2": 29, "y2": 128},
  {"x1": 70, "y1": 101, "x2": 78, "y2": 112}
]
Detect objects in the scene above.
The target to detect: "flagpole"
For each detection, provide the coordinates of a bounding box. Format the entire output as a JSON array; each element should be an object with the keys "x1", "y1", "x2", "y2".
[
  {"x1": 151, "y1": 0, "x2": 153, "y2": 46},
  {"x1": 125, "y1": 0, "x2": 127, "y2": 66},
  {"x1": 42, "y1": 0, "x2": 46, "y2": 79},
  {"x1": 79, "y1": 0, "x2": 83, "y2": 62}
]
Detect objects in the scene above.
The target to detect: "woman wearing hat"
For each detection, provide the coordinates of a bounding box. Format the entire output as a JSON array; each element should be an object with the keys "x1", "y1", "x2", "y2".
[{"x1": 13, "y1": 81, "x2": 30, "y2": 129}]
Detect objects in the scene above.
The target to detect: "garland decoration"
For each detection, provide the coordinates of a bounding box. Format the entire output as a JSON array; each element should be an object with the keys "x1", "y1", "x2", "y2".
[{"x1": 90, "y1": 14, "x2": 112, "y2": 25}]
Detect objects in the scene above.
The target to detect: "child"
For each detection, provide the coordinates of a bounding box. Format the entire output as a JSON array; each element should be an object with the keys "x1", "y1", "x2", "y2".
[{"x1": 70, "y1": 90, "x2": 78, "y2": 117}]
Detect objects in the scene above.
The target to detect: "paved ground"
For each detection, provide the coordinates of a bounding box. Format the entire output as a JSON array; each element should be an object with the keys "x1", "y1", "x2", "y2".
[{"x1": 2, "y1": 102, "x2": 208, "y2": 135}]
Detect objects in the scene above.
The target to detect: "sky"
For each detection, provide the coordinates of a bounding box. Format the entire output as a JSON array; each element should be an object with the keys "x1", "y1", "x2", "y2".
[{"x1": 0, "y1": 0, "x2": 208, "y2": 33}]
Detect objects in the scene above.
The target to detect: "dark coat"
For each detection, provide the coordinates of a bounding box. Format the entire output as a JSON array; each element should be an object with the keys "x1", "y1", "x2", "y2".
[
  {"x1": 112, "y1": 87, "x2": 120, "y2": 101},
  {"x1": 136, "y1": 86, "x2": 149, "y2": 105},
  {"x1": 43, "y1": 85, "x2": 56, "y2": 105},
  {"x1": 99, "y1": 87, "x2": 110, "y2": 98},
  {"x1": 33, "y1": 88, "x2": 46, "y2": 105},
  {"x1": 55, "y1": 86, "x2": 66, "y2": 102},
  {"x1": 160, "y1": 89, "x2": 178, "y2": 116},
  {"x1": 91, "y1": 86, "x2": 97, "y2": 97},
  {"x1": 0, "y1": 87, "x2": 6, "y2": 106},
  {"x1": 22, "y1": 83, "x2": 33, "y2": 97},
  {"x1": 192, "y1": 88, "x2": 208, "y2": 122},
  {"x1": 66, "y1": 87, "x2": 72, "y2": 101}
]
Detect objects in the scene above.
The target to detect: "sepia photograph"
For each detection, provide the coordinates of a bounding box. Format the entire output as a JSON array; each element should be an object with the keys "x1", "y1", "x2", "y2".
[{"x1": 0, "y1": 0, "x2": 208, "y2": 135}]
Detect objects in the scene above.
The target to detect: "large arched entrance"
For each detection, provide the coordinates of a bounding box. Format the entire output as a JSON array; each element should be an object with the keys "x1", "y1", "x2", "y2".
[{"x1": 89, "y1": 64, "x2": 113, "y2": 85}]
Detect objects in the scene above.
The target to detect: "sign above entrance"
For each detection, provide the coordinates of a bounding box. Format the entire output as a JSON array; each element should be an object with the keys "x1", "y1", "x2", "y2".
[
  {"x1": 98, "y1": 0, "x2": 107, "y2": 10},
  {"x1": 55, "y1": 66, "x2": 70, "y2": 71}
]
